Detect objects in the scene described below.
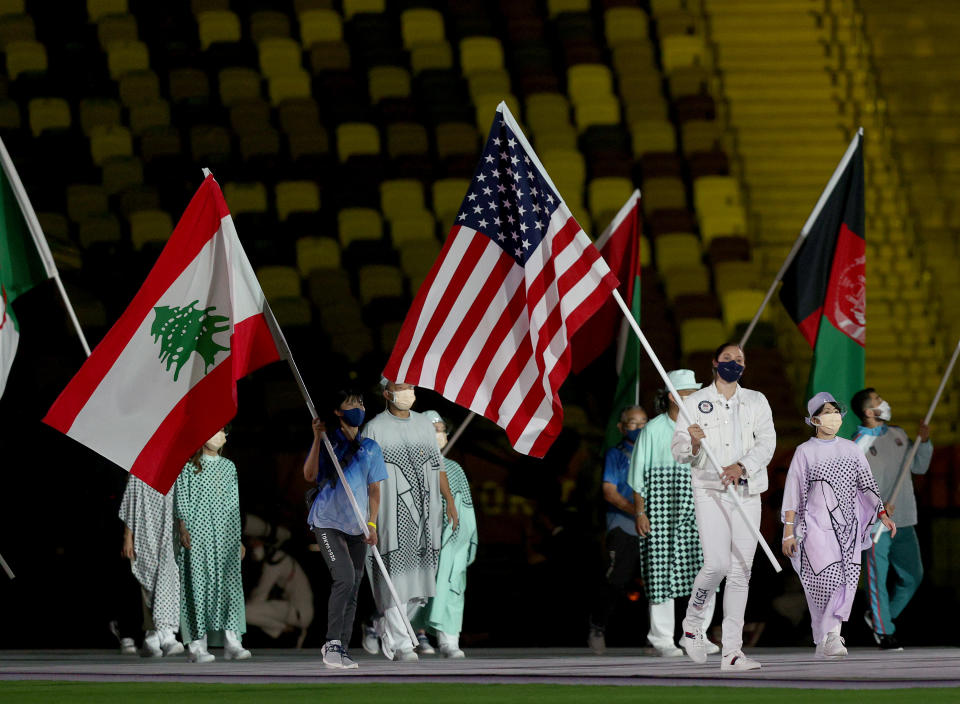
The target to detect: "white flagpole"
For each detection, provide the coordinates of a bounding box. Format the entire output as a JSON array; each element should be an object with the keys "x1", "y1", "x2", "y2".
[
  {"x1": 441, "y1": 411, "x2": 474, "y2": 456},
  {"x1": 872, "y1": 337, "x2": 960, "y2": 543},
  {"x1": 738, "y1": 128, "x2": 864, "y2": 349},
  {"x1": 262, "y1": 302, "x2": 419, "y2": 649},
  {"x1": 0, "y1": 136, "x2": 91, "y2": 357},
  {"x1": 612, "y1": 289, "x2": 782, "y2": 572}
]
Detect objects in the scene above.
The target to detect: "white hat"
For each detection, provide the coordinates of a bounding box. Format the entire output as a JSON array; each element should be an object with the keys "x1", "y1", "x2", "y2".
[
  {"x1": 667, "y1": 369, "x2": 701, "y2": 391},
  {"x1": 423, "y1": 410, "x2": 443, "y2": 424}
]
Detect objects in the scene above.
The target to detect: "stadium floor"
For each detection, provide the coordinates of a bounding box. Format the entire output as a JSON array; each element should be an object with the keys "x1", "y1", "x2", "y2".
[{"x1": 0, "y1": 647, "x2": 957, "y2": 689}]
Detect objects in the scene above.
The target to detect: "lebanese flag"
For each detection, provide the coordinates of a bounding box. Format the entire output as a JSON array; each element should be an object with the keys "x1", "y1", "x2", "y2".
[
  {"x1": 779, "y1": 130, "x2": 865, "y2": 438},
  {"x1": 44, "y1": 172, "x2": 283, "y2": 493},
  {"x1": 570, "y1": 189, "x2": 642, "y2": 374}
]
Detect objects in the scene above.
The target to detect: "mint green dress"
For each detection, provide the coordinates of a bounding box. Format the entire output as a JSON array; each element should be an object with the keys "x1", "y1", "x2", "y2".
[{"x1": 175, "y1": 454, "x2": 246, "y2": 645}]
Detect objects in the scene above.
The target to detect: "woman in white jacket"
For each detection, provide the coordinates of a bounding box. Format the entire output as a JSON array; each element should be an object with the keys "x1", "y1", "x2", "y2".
[{"x1": 671, "y1": 343, "x2": 775, "y2": 672}]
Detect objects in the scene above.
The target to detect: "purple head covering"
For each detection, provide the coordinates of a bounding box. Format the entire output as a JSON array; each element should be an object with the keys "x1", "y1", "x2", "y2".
[{"x1": 805, "y1": 391, "x2": 845, "y2": 426}]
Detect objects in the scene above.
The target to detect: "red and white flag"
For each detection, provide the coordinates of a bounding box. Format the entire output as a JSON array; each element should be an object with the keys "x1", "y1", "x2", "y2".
[
  {"x1": 44, "y1": 172, "x2": 282, "y2": 493},
  {"x1": 383, "y1": 102, "x2": 619, "y2": 457}
]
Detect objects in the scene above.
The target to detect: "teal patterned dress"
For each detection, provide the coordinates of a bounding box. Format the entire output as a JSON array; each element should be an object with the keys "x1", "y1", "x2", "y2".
[{"x1": 175, "y1": 453, "x2": 246, "y2": 645}]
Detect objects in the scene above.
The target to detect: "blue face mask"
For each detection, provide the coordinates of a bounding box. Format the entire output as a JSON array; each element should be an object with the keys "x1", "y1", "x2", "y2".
[
  {"x1": 340, "y1": 407, "x2": 365, "y2": 428},
  {"x1": 716, "y1": 360, "x2": 744, "y2": 383},
  {"x1": 625, "y1": 428, "x2": 641, "y2": 443}
]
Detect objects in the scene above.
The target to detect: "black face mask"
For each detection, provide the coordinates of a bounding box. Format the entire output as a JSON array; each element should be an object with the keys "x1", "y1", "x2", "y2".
[{"x1": 716, "y1": 360, "x2": 744, "y2": 383}]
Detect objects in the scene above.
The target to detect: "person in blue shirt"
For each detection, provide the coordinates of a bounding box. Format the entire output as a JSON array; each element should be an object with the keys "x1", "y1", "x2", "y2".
[
  {"x1": 303, "y1": 389, "x2": 388, "y2": 670},
  {"x1": 588, "y1": 405, "x2": 648, "y2": 654}
]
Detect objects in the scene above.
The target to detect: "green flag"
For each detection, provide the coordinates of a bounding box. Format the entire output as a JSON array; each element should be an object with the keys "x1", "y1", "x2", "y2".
[
  {"x1": 604, "y1": 274, "x2": 641, "y2": 448},
  {"x1": 0, "y1": 145, "x2": 52, "y2": 398}
]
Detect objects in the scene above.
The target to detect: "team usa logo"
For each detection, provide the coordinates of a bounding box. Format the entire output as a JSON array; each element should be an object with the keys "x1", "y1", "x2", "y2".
[{"x1": 698, "y1": 401, "x2": 714, "y2": 414}]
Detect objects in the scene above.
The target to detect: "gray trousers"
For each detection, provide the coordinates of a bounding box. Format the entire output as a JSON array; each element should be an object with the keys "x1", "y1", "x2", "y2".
[{"x1": 313, "y1": 527, "x2": 367, "y2": 644}]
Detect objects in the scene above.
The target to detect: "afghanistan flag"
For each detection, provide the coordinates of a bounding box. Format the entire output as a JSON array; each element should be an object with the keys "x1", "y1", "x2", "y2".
[
  {"x1": 0, "y1": 139, "x2": 54, "y2": 399},
  {"x1": 44, "y1": 171, "x2": 284, "y2": 493},
  {"x1": 779, "y1": 130, "x2": 865, "y2": 438}
]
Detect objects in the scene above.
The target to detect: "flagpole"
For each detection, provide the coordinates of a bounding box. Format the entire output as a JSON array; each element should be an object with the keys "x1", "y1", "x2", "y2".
[
  {"x1": 872, "y1": 336, "x2": 960, "y2": 543},
  {"x1": 262, "y1": 303, "x2": 419, "y2": 648},
  {"x1": 0, "y1": 551, "x2": 13, "y2": 579},
  {"x1": 611, "y1": 289, "x2": 782, "y2": 573},
  {"x1": 738, "y1": 128, "x2": 864, "y2": 349},
  {"x1": 441, "y1": 411, "x2": 474, "y2": 456},
  {"x1": 0, "y1": 136, "x2": 91, "y2": 357}
]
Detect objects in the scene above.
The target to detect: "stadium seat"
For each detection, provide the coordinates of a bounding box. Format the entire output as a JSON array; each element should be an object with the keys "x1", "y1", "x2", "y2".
[
  {"x1": 338, "y1": 207, "x2": 383, "y2": 246},
  {"x1": 190, "y1": 125, "x2": 232, "y2": 163},
  {"x1": 401, "y1": 8, "x2": 444, "y2": 49},
  {"x1": 276, "y1": 180, "x2": 320, "y2": 221},
  {"x1": 0, "y1": 99, "x2": 20, "y2": 131},
  {"x1": 432, "y1": 178, "x2": 470, "y2": 223},
  {"x1": 0, "y1": 13, "x2": 32, "y2": 49},
  {"x1": 270, "y1": 297, "x2": 313, "y2": 327},
  {"x1": 336, "y1": 122, "x2": 380, "y2": 162},
  {"x1": 368, "y1": 66, "x2": 411, "y2": 103},
  {"x1": 130, "y1": 100, "x2": 170, "y2": 137},
  {"x1": 257, "y1": 265, "x2": 302, "y2": 299},
  {"x1": 693, "y1": 175, "x2": 741, "y2": 213},
  {"x1": 259, "y1": 37, "x2": 303, "y2": 78},
  {"x1": 660, "y1": 35, "x2": 709, "y2": 73},
  {"x1": 101, "y1": 156, "x2": 143, "y2": 195},
  {"x1": 96, "y1": 13, "x2": 135, "y2": 48},
  {"x1": 567, "y1": 64, "x2": 615, "y2": 106},
  {"x1": 169, "y1": 68, "x2": 210, "y2": 103},
  {"x1": 680, "y1": 317, "x2": 727, "y2": 355},
  {"x1": 78, "y1": 214, "x2": 122, "y2": 248},
  {"x1": 713, "y1": 260, "x2": 761, "y2": 292},
  {"x1": 106, "y1": 39, "x2": 150, "y2": 79},
  {"x1": 399, "y1": 239, "x2": 440, "y2": 279},
  {"x1": 663, "y1": 263, "x2": 710, "y2": 300},
  {"x1": 119, "y1": 70, "x2": 160, "y2": 106},
  {"x1": 240, "y1": 128, "x2": 281, "y2": 163},
  {"x1": 699, "y1": 208, "x2": 748, "y2": 244},
  {"x1": 140, "y1": 127, "x2": 183, "y2": 163},
  {"x1": 87, "y1": 0, "x2": 127, "y2": 22},
  {"x1": 299, "y1": 9, "x2": 342, "y2": 46},
  {"x1": 289, "y1": 127, "x2": 330, "y2": 161},
  {"x1": 0, "y1": 0, "x2": 24, "y2": 18},
  {"x1": 436, "y1": 122, "x2": 478, "y2": 160},
  {"x1": 587, "y1": 177, "x2": 633, "y2": 219},
  {"x1": 681, "y1": 119, "x2": 722, "y2": 154},
  {"x1": 296, "y1": 236, "x2": 340, "y2": 275},
  {"x1": 6, "y1": 40, "x2": 47, "y2": 79},
  {"x1": 342, "y1": 0, "x2": 385, "y2": 20},
  {"x1": 604, "y1": 7, "x2": 649, "y2": 47},
  {"x1": 547, "y1": 0, "x2": 590, "y2": 17},
  {"x1": 467, "y1": 69, "x2": 511, "y2": 103},
  {"x1": 79, "y1": 98, "x2": 121, "y2": 136},
  {"x1": 28, "y1": 98, "x2": 70, "y2": 137},
  {"x1": 386, "y1": 122, "x2": 429, "y2": 158},
  {"x1": 642, "y1": 176, "x2": 687, "y2": 213},
  {"x1": 410, "y1": 42, "x2": 454, "y2": 74},
  {"x1": 460, "y1": 36, "x2": 504, "y2": 75},
  {"x1": 309, "y1": 40, "x2": 351, "y2": 73},
  {"x1": 223, "y1": 181, "x2": 268, "y2": 214},
  {"x1": 269, "y1": 70, "x2": 312, "y2": 105},
  {"x1": 526, "y1": 92, "x2": 572, "y2": 131},
  {"x1": 197, "y1": 10, "x2": 241, "y2": 50},
  {"x1": 656, "y1": 232, "x2": 701, "y2": 271},
  {"x1": 630, "y1": 119, "x2": 677, "y2": 155},
  {"x1": 391, "y1": 211, "x2": 436, "y2": 244},
  {"x1": 574, "y1": 97, "x2": 621, "y2": 133},
  {"x1": 380, "y1": 179, "x2": 425, "y2": 222},
  {"x1": 219, "y1": 68, "x2": 262, "y2": 106},
  {"x1": 250, "y1": 10, "x2": 291, "y2": 43},
  {"x1": 130, "y1": 209, "x2": 173, "y2": 250},
  {"x1": 358, "y1": 264, "x2": 405, "y2": 303},
  {"x1": 721, "y1": 289, "x2": 767, "y2": 335},
  {"x1": 66, "y1": 184, "x2": 109, "y2": 222}
]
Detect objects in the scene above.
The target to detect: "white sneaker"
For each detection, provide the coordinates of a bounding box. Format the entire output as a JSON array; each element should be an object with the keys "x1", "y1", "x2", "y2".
[
  {"x1": 816, "y1": 632, "x2": 848, "y2": 658},
  {"x1": 416, "y1": 633, "x2": 436, "y2": 655},
  {"x1": 721, "y1": 651, "x2": 761, "y2": 671},
  {"x1": 393, "y1": 648, "x2": 419, "y2": 662},
  {"x1": 587, "y1": 627, "x2": 606, "y2": 655},
  {"x1": 224, "y1": 630, "x2": 252, "y2": 661},
  {"x1": 654, "y1": 645, "x2": 684, "y2": 657},
  {"x1": 119, "y1": 637, "x2": 137, "y2": 656},
  {"x1": 187, "y1": 637, "x2": 215, "y2": 663},
  {"x1": 680, "y1": 629, "x2": 708, "y2": 664},
  {"x1": 161, "y1": 640, "x2": 185, "y2": 656},
  {"x1": 362, "y1": 624, "x2": 379, "y2": 655},
  {"x1": 138, "y1": 631, "x2": 162, "y2": 658},
  {"x1": 322, "y1": 640, "x2": 346, "y2": 669},
  {"x1": 441, "y1": 646, "x2": 465, "y2": 659}
]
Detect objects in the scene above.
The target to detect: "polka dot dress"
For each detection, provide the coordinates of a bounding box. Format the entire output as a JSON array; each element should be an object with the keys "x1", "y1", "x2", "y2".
[{"x1": 174, "y1": 454, "x2": 246, "y2": 645}]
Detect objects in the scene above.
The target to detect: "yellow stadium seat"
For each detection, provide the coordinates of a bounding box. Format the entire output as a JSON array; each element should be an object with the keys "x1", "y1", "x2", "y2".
[
  {"x1": 87, "y1": 0, "x2": 127, "y2": 22},
  {"x1": 535, "y1": 124, "x2": 578, "y2": 151},
  {"x1": 338, "y1": 207, "x2": 383, "y2": 246},
  {"x1": 681, "y1": 119, "x2": 721, "y2": 154},
  {"x1": 219, "y1": 67, "x2": 262, "y2": 106},
  {"x1": 296, "y1": 236, "x2": 340, "y2": 275},
  {"x1": 399, "y1": 239, "x2": 440, "y2": 278},
  {"x1": 298, "y1": 9, "x2": 342, "y2": 46},
  {"x1": 192, "y1": 0, "x2": 229, "y2": 12},
  {"x1": 67, "y1": 184, "x2": 108, "y2": 222},
  {"x1": 436, "y1": 121, "x2": 478, "y2": 159},
  {"x1": 6, "y1": 40, "x2": 47, "y2": 79},
  {"x1": 269, "y1": 70, "x2": 311, "y2": 105},
  {"x1": 101, "y1": 156, "x2": 143, "y2": 195},
  {"x1": 278, "y1": 97, "x2": 320, "y2": 133},
  {"x1": 467, "y1": 69, "x2": 511, "y2": 102},
  {"x1": 721, "y1": 289, "x2": 767, "y2": 335},
  {"x1": 0, "y1": 14, "x2": 33, "y2": 50},
  {"x1": 368, "y1": 65, "x2": 411, "y2": 103},
  {"x1": 276, "y1": 180, "x2": 320, "y2": 220},
  {"x1": 410, "y1": 42, "x2": 453, "y2": 74},
  {"x1": 358, "y1": 264, "x2": 405, "y2": 303},
  {"x1": 79, "y1": 98, "x2": 121, "y2": 136},
  {"x1": 574, "y1": 97, "x2": 621, "y2": 133},
  {"x1": 542, "y1": 148, "x2": 586, "y2": 197},
  {"x1": 237, "y1": 129, "x2": 279, "y2": 162},
  {"x1": 130, "y1": 209, "x2": 172, "y2": 250},
  {"x1": 693, "y1": 175, "x2": 741, "y2": 213},
  {"x1": 129, "y1": 99, "x2": 170, "y2": 135},
  {"x1": 643, "y1": 176, "x2": 687, "y2": 213},
  {"x1": 680, "y1": 317, "x2": 726, "y2": 355},
  {"x1": 474, "y1": 93, "x2": 519, "y2": 132},
  {"x1": 0, "y1": 0, "x2": 23, "y2": 18},
  {"x1": 664, "y1": 264, "x2": 710, "y2": 299},
  {"x1": 289, "y1": 127, "x2": 330, "y2": 161},
  {"x1": 190, "y1": 124, "x2": 231, "y2": 161},
  {"x1": 342, "y1": 0, "x2": 384, "y2": 19},
  {"x1": 588, "y1": 177, "x2": 634, "y2": 219},
  {"x1": 526, "y1": 92, "x2": 572, "y2": 131},
  {"x1": 0, "y1": 99, "x2": 19, "y2": 130},
  {"x1": 106, "y1": 39, "x2": 149, "y2": 79},
  {"x1": 432, "y1": 178, "x2": 470, "y2": 222},
  {"x1": 400, "y1": 8, "x2": 444, "y2": 50},
  {"x1": 381, "y1": 179, "x2": 426, "y2": 221},
  {"x1": 660, "y1": 35, "x2": 708, "y2": 73},
  {"x1": 567, "y1": 64, "x2": 615, "y2": 105},
  {"x1": 197, "y1": 10, "x2": 241, "y2": 50},
  {"x1": 604, "y1": 7, "x2": 649, "y2": 47},
  {"x1": 612, "y1": 41, "x2": 656, "y2": 75},
  {"x1": 459, "y1": 36, "x2": 504, "y2": 75},
  {"x1": 336, "y1": 122, "x2": 380, "y2": 162},
  {"x1": 547, "y1": 0, "x2": 589, "y2": 16},
  {"x1": 656, "y1": 232, "x2": 700, "y2": 270},
  {"x1": 699, "y1": 208, "x2": 747, "y2": 243},
  {"x1": 223, "y1": 181, "x2": 268, "y2": 214},
  {"x1": 714, "y1": 260, "x2": 760, "y2": 292},
  {"x1": 259, "y1": 37, "x2": 302, "y2": 78},
  {"x1": 271, "y1": 297, "x2": 313, "y2": 327},
  {"x1": 631, "y1": 119, "x2": 677, "y2": 155},
  {"x1": 169, "y1": 67, "x2": 209, "y2": 103},
  {"x1": 28, "y1": 97, "x2": 70, "y2": 137},
  {"x1": 391, "y1": 211, "x2": 436, "y2": 244},
  {"x1": 78, "y1": 215, "x2": 122, "y2": 249},
  {"x1": 619, "y1": 73, "x2": 664, "y2": 106},
  {"x1": 96, "y1": 13, "x2": 135, "y2": 48},
  {"x1": 250, "y1": 10, "x2": 291, "y2": 43},
  {"x1": 119, "y1": 70, "x2": 160, "y2": 106},
  {"x1": 386, "y1": 122, "x2": 429, "y2": 157},
  {"x1": 257, "y1": 265, "x2": 302, "y2": 300}
]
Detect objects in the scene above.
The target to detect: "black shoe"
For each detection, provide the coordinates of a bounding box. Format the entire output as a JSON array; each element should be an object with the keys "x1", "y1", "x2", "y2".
[{"x1": 878, "y1": 634, "x2": 903, "y2": 651}]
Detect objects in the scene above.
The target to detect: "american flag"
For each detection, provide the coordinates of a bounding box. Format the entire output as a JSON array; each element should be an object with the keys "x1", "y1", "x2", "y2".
[{"x1": 383, "y1": 103, "x2": 619, "y2": 457}]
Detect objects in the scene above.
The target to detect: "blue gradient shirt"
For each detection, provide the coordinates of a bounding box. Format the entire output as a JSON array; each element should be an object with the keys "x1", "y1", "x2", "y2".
[{"x1": 603, "y1": 440, "x2": 637, "y2": 535}]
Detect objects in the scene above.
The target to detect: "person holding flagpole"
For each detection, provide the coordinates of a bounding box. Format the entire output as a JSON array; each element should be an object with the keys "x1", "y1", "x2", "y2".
[
  {"x1": 851, "y1": 387, "x2": 932, "y2": 650},
  {"x1": 671, "y1": 343, "x2": 775, "y2": 671}
]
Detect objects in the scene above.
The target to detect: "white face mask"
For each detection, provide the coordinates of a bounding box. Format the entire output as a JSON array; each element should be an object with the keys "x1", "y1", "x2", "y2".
[
  {"x1": 873, "y1": 400, "x2": 891, "y2": 421},
  {"x1": 436, "y1": 432, "x2": 448, "y2": 450},
  {"x1": 204, "y1": 430, "x2": 227, "y2": 451},
  {"x1": 814, "y1": 412, "x2": 843, "y2": 436},
  {"x1": 390, "y1": 388, "x2": 416, "y2": 411}
]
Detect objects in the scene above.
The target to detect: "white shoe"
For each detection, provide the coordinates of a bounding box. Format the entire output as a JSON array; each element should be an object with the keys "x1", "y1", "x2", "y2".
[
  {"x1": 680, "y1": 629, "x2": 708, "y2": 664},
  {"x1": 393, "y1": 649, "x2": 419, "y2": 662},
  {"x1": 816, "y1": 632, "x2": 848, "y2": 658},
  {"x1": 416, "y1": 633, "x2": 436, "y2": 655},
  {"x1": 322, "y1": 640, "x2": 346, "y2": 669},
  {"x1": 362, "y1": 624, "x2": 379, "y2": 655},
  {"x1": 721, "y1": 651, "x2": 761, "y2": 671},
  {"x1": 187, "y1": 637, "x2": 215, "y2": 663},
  {"x1": 654, "y1": 645, "x2": 684, "y2": 657},
  {"x1": 441, "y1": 646, "x2": 465, "y2": 659},
  {"x1": 119, "y1": 637, "x2": 137, "y2": 656},
  {"x1": 138, "y1": 631, "x2": 162, "y2": 658},
  {"x1": 224, "y1": 630, "x2": 252, "y2": 660},
  {"x1": 587, "y1": 627, "x2": 606, "y2": 655},
  {"x1": 161, "y1": 640, "x2": 185, "y2": 656}
]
